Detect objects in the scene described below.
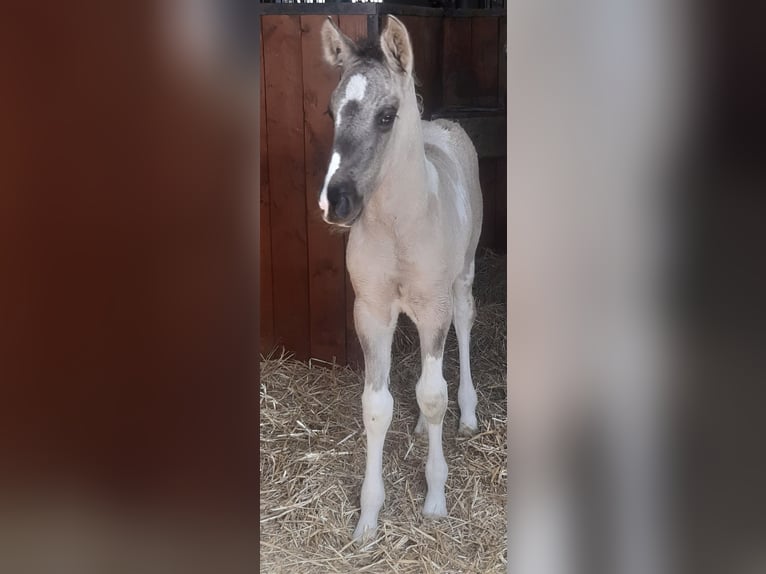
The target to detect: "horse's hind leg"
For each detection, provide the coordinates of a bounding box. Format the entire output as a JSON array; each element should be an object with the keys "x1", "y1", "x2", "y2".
[
  {"x1": 414, "y1": 261, "x2": 478, "y2": 437},
  {"x1": 453, "y1": 260, "x2": 479, "y2": 436}
]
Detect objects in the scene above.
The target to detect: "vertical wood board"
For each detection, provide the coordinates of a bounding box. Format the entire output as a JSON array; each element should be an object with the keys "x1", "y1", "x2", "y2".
[
  {"x1": 263, "y1": 15, "x2": 310, "y2": 358},
  {"x1": 479, "y1": 157, "x2": 498, "y2": 250},
  {"x1": 260, "y1": 30, "x2": 275, "y2": 354},
  {"x1": 301, "y1": 14, "x2": 347, "y2": 363},
  {"x1": 499, "y1": 16, "x2": 507, "y2": 108},
  {"x1": 471, "y1": 17, "x2": 500, "y2": 107},
  {"x1": 442, "y1": 18, "x2": 473, "y2": 108},
  {"x1": 398, "y1": 16, "x2": 442, "y2": 116}
]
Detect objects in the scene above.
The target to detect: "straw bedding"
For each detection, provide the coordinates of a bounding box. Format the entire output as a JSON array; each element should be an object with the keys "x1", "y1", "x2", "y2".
[{"x1": 260, "y1": 250, "x2": 507, "y2": 573}]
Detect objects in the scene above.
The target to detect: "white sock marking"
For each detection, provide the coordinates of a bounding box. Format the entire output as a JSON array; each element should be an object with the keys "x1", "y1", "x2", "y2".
[
  {"x1": 417, "y1": 355, "x2": 448, "y2": 517},
  {"x1": 355, "y1": 385, "x2": 393, "y2": 540},
  {"x1": 424, "y1": 421, "x2": 448, "y2": 516},
  {"x1": 454, "y1": 265, "x2": 478, "y2": 431},
  {"x1": 422, "y1": 355, "x2": 444, "y2": 388}
]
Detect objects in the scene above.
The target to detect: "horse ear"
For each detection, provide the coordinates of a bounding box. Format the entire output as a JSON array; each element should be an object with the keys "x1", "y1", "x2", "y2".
[
  {"x1": 380, "y1": 16, "x2": 413, "y2": 76},
  {"x1": 321, "y1": 17, "x2": 356, "y2": 68}
]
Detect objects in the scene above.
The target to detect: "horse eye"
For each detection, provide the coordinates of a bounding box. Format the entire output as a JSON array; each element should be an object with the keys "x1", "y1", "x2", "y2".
[
  {"x1": 326, "y1": 105, "x2": 334, "y2": 120},
  {"x1": 378, "y1": 111, "x2": 396, "y2": 128}
]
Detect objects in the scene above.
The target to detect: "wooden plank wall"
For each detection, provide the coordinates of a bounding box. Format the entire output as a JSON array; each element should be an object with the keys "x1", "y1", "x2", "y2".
[
  {"x1": 261, "y1": 13, "x2": 506, "y2": 361},
  {"x1": 261, "y1": 14, "x2": 369, "y2": 363},
  {"x1": 263, "y1": 15, "x2": 310, "y2": 359},
  {"x1": 260, "y1": 34, "x2": 274, "y2": 354},
  {"x1": 302, "y1": 14, "x2": 348, "y2": 364},
  {"x1": 442, "y1": 18, "x2": 473, "y2": 108},
  {"x1": 442, "y1": 14, "x2": 506, "y2": 251},
  {"x1": 398, "y1": 15, "x2": 443, "y2": 116}
]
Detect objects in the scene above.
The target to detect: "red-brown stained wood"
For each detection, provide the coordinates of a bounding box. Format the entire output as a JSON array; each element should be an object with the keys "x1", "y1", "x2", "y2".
[
  {"x1": 499, "y1": 16, "x2": 507, "y2": 109},
  {"x1": 496, "y1": 157, "x2": 507, "y2": 253},
  {"x1": 260, "y1": 31, "x2": 275, "y2": 355},
  {"x1": 479, "y1": 158, "x2": 498, "y2": 251},
  {"x1": 471, "y1": 17, "x2": 500, "y2": 108},
  {"x1": 442, "y1": 17, "x2": 473, "y2": 108},
  {"x1": 338, "y1": 14, "x2": 368, "y2": 44},
  {"x1": 399, "y1": 16, "x2": 442, "y2": 117},
  {"x1": 338, "y1": 15, "x2": 367, "y2": 369},
  {"x1": 301, "y1": 14, "x2": 347, "y2": 364},
  {"x1": 263, "y1": 15, "x2": 310, "y2": 359}
]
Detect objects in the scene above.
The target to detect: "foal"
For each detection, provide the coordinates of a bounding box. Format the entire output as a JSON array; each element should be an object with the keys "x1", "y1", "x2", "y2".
[{"x1": 319, "y1": 16, "x2": 483, "y2": 542}]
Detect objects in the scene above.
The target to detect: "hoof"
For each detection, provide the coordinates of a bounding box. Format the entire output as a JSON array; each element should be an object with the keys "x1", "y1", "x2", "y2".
[
  {"x1": 422, "y1": 495, "x2": 447, "y2": 519},
  {"x1": 458, "y1": 421, "x2": 479, "y2": 437},
  {"x1": 352, "y1": 517, "x2": 378, "y2": 544}
]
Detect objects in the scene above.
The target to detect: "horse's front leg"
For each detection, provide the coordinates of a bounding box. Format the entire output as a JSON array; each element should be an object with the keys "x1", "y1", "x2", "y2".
[
  {"x1": 415, "y1": 302, "x2": 453, "y2": 518},
  {"x1": 353, "y1": 299, "x2": 397, "y2": 542}
]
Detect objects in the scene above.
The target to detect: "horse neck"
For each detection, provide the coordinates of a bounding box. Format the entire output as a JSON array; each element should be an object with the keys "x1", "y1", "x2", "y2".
[{"x1": 365, "y1": 84, "x2": 429, "y2": 223}]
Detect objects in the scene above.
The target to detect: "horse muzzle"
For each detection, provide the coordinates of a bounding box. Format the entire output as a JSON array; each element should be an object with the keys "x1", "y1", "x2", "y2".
[{"x1": 323, "y1": 180, "x2": 361, "y2": 226}]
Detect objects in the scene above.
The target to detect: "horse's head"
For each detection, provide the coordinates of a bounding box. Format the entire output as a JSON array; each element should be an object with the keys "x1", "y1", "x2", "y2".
[{"x1": 318, "y1": 16, "x2": 415, "y2": 227}]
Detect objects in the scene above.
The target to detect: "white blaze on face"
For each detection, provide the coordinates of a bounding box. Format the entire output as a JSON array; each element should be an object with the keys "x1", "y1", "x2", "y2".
[
  {"x1": 336, "y1": 74, "x2": 367, "y2": 127},
  {"x1": 319, "y1": 151, "x2": 341, "y2": 216}
]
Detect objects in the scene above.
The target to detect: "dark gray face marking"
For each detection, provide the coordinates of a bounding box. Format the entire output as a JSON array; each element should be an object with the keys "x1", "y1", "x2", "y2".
[{"x1": 321, "y1": 60, "x2": 402, "y2": 226}]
